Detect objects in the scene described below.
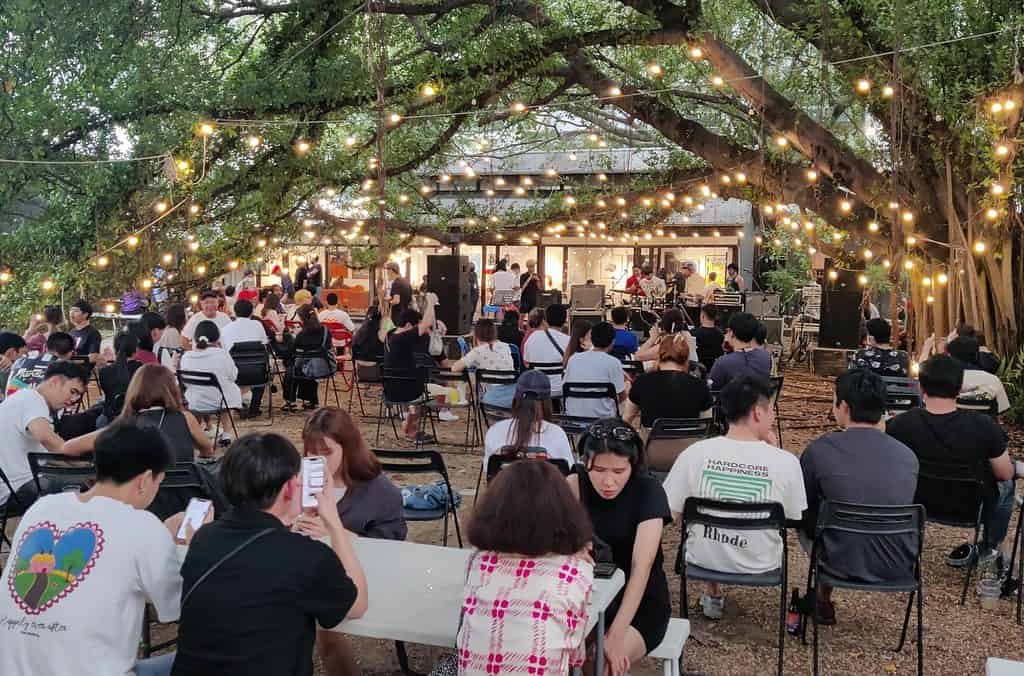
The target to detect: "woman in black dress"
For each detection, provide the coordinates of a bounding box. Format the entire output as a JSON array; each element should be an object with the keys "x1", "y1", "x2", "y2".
[{"x1": 568, "y1": 418, "x2": 672, "y2": 675}]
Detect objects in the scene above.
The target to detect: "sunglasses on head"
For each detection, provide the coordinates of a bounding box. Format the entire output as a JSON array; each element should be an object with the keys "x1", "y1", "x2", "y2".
[{"x1": 588, "y1": 425, "x2": 637, "y2": 442}]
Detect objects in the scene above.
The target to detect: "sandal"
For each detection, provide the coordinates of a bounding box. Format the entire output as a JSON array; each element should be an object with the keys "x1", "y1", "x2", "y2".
[{"x1": 282, "y1": 402, "x2": 298, "y2": 412}]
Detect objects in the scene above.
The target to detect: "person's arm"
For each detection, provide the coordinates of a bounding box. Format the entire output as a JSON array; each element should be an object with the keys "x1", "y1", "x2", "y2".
[
  {"x1": 417, "y1": 292, "x2": 437, "y2": 336},
  {"x1": 622, "y1": 397, "x2": 641, "y2": 428},
  {"x1": 449, "y1": 357, "x2": 468, "y2": 374},
  {"x1": 62, "y1": 428, "x2": 102, "y2": 455},
  {"x1": 318, "y1": 489, "x2": 368, "y2": 618},
  {"x1": 28, "y1": 417, "x2": 72, "y2": 454},
  {"x1": 708, "y1": 359, "x2": 725, "y2": 390},
  {"x1": 990, "y1": 452, "x2": 1014, "y2": 481},
  {"x1": 184, "y1": 410, "x2": 215, "y2": 458},
  {"x1": 604, "y1": 518, "x2": 663, "y2": 674}
]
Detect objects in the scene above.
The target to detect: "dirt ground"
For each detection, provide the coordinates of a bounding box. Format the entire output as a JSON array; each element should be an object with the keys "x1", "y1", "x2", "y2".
[{"x1": 7, "y1": 366, "x2": 1024, "y2": 675}]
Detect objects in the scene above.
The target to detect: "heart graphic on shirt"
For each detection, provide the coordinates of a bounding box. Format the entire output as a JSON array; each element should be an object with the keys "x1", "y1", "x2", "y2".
[{"x1": 7, "y1": 521, "x2": 104, "y2": 615}]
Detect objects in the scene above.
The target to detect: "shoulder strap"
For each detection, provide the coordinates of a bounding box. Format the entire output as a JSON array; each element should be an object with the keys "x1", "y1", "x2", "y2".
[
  {"x1": 182, "y1": 528, "x2": 274, "y2": 608},
  {"x1": 543, "y1": 329, "x2": 564, "y2": 356}
]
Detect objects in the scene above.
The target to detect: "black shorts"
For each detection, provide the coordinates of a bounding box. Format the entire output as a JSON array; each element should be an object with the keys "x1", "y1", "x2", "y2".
[{"x1": 604, "y1": 594, "x2": 670, "y2": 654}]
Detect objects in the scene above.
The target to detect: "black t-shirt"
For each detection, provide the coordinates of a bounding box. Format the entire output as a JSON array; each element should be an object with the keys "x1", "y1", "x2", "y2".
[
  {"x1": 519, "y1": 272, "x2": 539, "y2": 309},
  {"x1": 172, "y1": 509, "x2": 357, "y2": 676},
  {"x1": 578, "y1": 470, "x2": 672, "y2": 610},
  {"x1": 71, "y1": 324, "x2": 102, "y2": 356},
  {"x1": 886, "y1": 408, "x2": 1007, "y2": 499},
  {"x1": 628, "y1": 370, "x2": 713, "y2": 428},
  {"x1": 389, "y1": 277, "x2": 413, "y2": 325},
  {"x1": 497, "y1": 323, "x2": 524, "y2": 349},
  {"x1": 98, "y1": 359, "x2": 142, "y2": 418},
  {"x1": 307, "y1": 263, "x2": 323, "y2": 288},
  {"x1": 692, "y1": 326, "x2": 724, "y2": 370},
  {"x1": 384, "y1": 328, "x2": 429, "y2": 402}
]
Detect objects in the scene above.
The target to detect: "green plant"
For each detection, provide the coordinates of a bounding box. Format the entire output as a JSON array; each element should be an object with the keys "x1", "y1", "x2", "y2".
[{"x1": 997, "y1": 346, "x2": 1024, "y2": 426}]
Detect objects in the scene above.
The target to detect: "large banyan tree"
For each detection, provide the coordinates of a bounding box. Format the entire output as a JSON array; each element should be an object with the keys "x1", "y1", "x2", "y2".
[{"x1": 0, "y1": 0, "x2": 1021, "y2": 352}]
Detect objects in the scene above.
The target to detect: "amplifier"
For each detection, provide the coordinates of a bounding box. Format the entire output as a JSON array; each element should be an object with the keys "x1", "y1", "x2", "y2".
[
  {"x1": 744, "y1": 292, "x2": 780, "y2": 318},
  {"x1": 761, "y1": 317, "x2": 783, "y2": 345},
  {"x1": 570, "y1": 310, "x2": 605, "y2": 334},
  {"x1": 538, "y1": 290, "x2": 563, "y2": 309}
]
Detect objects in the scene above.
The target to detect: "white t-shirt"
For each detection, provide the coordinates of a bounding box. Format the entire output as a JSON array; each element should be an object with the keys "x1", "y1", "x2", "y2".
[
  {"x1": 491, "y1": 270, "x2": 518, "y2": 292},
  {"x1": 563, "y1": 350, "x2": 625, "y2": 418},
  {"x1": 460, "y1": 341, "x2": 513, "y2": 372},
  {"x1": 961, "y1": 369, "x2": 1010, "y2": 413},
  {"x1": 181, "y1": 311, "x2": 231, "y2": 342},
  {"x1": 484, "y1": 419, "x2": 574, "y2": 468},
  {"x1": 0, "y1": 492, "x2": 181, "y2": 676},
  {"x1": 179, "y1": 347, "x2": 243, "y2": 410},
  {"x1": 219, "y1": 317, "x2": 269, "y2": 353},
  {"x1": 0, "y1": 389, "x2": 51, "y2": 502},
  {"x1": 662, "y1": 437, "x2": 807, "y2": 575},
  {"x1": 318, "y1": 308, "x2": 355, "y2": 332},
  {"x1": 522, "y1": 329, "x2": 571, "y2": 396}
]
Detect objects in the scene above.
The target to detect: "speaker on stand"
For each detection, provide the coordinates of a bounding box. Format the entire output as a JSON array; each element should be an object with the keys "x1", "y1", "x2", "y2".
[
  {"x1": 427, "y1": 255, "x2": 473, "y2": 336},
  {"x1": 818, "y1": 266, "x2": 862, "y2": 350}
]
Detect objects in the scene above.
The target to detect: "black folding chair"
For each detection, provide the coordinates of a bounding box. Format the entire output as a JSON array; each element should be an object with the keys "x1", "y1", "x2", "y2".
[
  {"x1": 804, "y1": 501, "x2": 926, "y2": 676},
  {"x1": 27, "y1": 452, "x2": 96, "y2": 496},
  {"x1": 677, "y1": 498, "x2": 788, "y2": 676},
  {"x1": 474, "y1": 369, "x2": 517, "y2": 441},
  {"x1": 769, "y1": 374, "x2": 784, "y2": 446},
  {"x1": 528, "y1": 361, "x2": 565, "y2": 409},
  {"x1": 373, "y1": 449, "x2": 462, "y2": 547},
  {"x1": 915, "y1": 459, "x2": 985, "y2": 604},
  {"x1": 350, "y1": 358, "x2": 385, "y2": 418},
  {"x1": 376, "y1": 367, "x2": 436, "y2": 448},
  {"x1": 486, "y1": 450, "x2": 572, "y2": 483},
  {"x1": 426, "y1": 369, "x2": 479, "y2": 448},
  {"x1": 0, "y1": 467, "x2": 28, "y2": 555},
  {"x1": 956, "y1": 395, "x2": 1000, "y2": 417},
  {"x1": 550, "y1": 413, "x2": 601, "y2": 453},
  {"x1": 292, "y1": 345, "x2": 341, "y2": 408},
  {"x1": 644, "y1": 417, "x2": 712, "y2": 480},
  {"x1": 176, "y1": 370, "x2": 239, "y2": 439},
  {"x1": 231, "y1": 340, "x2": 274, "y2": 422},
  {"x1": 562, "y1": 381, "x2": 620, "y2": 417},
  {"x1": 1007, "y1": 495, "x2": 1024, "y2": 624},
  {"x1": 882, "y1": 377, "x2": 922, "y2": 414},
  {"x1": 621, "y1": 360, "x2": 645, "y2": 379}
]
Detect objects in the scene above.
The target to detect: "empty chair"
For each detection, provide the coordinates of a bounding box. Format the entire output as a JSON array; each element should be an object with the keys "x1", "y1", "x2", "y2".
[{"x1": 644, "y1": 417, "x2": 712, "y2": 479}]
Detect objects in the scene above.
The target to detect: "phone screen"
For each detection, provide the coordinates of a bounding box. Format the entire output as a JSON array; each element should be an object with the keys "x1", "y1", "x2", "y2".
[
  {"x1": 302, "y1": 457, "x2": 326, "y2": 509},
  {"x1": 177, "y1": 498, "x2": 212, "y2": 539}
]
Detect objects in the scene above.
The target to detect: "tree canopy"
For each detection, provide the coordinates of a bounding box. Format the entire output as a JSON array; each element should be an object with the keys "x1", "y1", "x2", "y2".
[{"x1": 0, "y1": 0, "x2": 1021, "y2": 347}]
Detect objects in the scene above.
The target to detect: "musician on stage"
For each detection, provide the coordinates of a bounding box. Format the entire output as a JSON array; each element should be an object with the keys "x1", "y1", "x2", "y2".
[
  {"x1": 702, "y1": 271, "x2": 723, "y2": 305},
  {"x1": 519, "y1": 259, "x2": 541, "y2": 314},
  {"x1": 725, "y1": 263, "x2": 746, "y2": 292},
  {"x1": 625, "y1": 266, "x2": 644, "y2": 296},
  {"x1": 681, "y1": 261, "x2": 705, "y2": 295},
  {"x1": 638, "y1": 266, "x2": 666, "y2": 299}
]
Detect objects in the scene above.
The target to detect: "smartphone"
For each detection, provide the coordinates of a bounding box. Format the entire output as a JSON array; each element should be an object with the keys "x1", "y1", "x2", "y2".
[
  {"x1": 301, "y1": 456, "x2": 327, "y2": 509},
  {"x1": 177, "y1": 498, "x2": 212, "y2": 540},
  {"x1": 594, "y1": 562, "x2": 617, "y2": 579}
]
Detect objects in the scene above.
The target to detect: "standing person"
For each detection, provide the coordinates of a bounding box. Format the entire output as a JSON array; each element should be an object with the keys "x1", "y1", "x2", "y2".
[
  {"x1": 274, "y1": 265, "x2": 295, "y2": 298},
  {"x1": 383, "y1": 297, "x2": 439, "y2": 441},
  {"x1": 522, "y1": 304, "x2": 571, "y2": 396},
  {"x1": 0, "y1": 420, "x2": 203, "y2": 676},
  {"x1": 708, "y1": 312, "x2": 771, "y2": 390},
  {"x1": 307, "y1": 256, "x2": 324, "y2": 297},
  {"x1": 725, "y1": 262, "x2": 746, "y2": 292},
  {"x1": 681, "y1": 262, "x2": 706, "y2": 296},
  {"x1": 489, "y1": 259, "x2": 517, "y2": 300},
  {"x1": 468, "y1": 262, "x2": 479, "y2": 318},
  {"x1": 459, "y1": 461, "x2": 594, "y2": 676},
  {"x1": 848, "y1": 318, "x2": 909, "y2": 377},
  {"x1": 563, "y1": 322, "x2": 626, "y2": 419},
  {"x1": 179, "y1": 321, "x2": 241, "y2": 443},
  {"x1": 662, "y1": 376, "x2": 807, "y2": 619},
  {"x1": 69, "y1": 299, "x2": 103, "y2": 364},
  {"x1": 181, "y1": 291, "x2": 231, "y2": 351},
  {"x1": 294, "y1": 260, "x2": 309, "y2": 292},
  {"x1": 799, "y1": 370, "x2": 918, "y2": 624},
  {"x1": 693, "y1": 305, "x2": 724, "y2": 371},
  {"x1": 610, "y1": 306, "x2": 639, "y2": 359},
  {"x1": 638, "y1": 267, "x2": 666, "y2": 299},
  {"x1": 519, "y1": 259, "x2": 541, "y2": 314},
  {"x1": 569, "y1": 418, "x2": 673, "y2": 674},
  {"x1": 157, "y1": 303, "x2": 187, "y2": 368},
  {"x1": 482, "y1": 369, "x2": 573, "y2": 468},
  {"x1": 702, "y1": 271, "x2": 722, "y2": 305},
  {"x1": 624, "y1": 334, "x2": 712, "y2": 430},
  {"x1": 171, "y1": 433, "x2": 368, "y2": 676},
  {"x1": 625, "y1": 266, "x2": 644, "y2": 296},
  {"x1": 384, "y1": 261, "x2": 413, "y2": 326}
]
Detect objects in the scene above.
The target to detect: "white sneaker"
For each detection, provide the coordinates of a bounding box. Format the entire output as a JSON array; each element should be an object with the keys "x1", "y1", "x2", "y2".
[
  {"x1": 438, "y1": 409, "x2": 459, "y2": 422},
  {"x1": 700, "y1": 594, "x2": 725, "y2": 620}
]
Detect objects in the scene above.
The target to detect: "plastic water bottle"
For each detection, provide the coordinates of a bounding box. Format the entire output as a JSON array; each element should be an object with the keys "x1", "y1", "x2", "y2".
[{"x1": 976, "y1": 552, "x2": 1002, "y2": 610}]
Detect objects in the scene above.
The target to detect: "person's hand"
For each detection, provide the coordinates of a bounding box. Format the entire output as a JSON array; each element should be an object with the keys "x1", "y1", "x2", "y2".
[
  {"x1": 0, "y1": 355, "x2": 11, "y2": 371},
  {"x1": 314, "y1": 487, "x2": 344, "y2": 534},
  {"x1": 295, "y1": 511, "x2": 329, "y2": 539},
  {"x1": 165, "y1": 506, "x2": 214, "y2": 544},
  {"x1": 27, "y1": 315, "x2": 40, "y2": 332},
  {"x1": 602, "y1": 628, "x2": 631, "y2": 676}
]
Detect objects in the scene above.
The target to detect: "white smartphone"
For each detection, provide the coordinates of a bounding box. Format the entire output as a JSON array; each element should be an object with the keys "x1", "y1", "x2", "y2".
[
  {"x1": 177, "y1": 498, "x2": 212, "y2": 540},
  {"x1": 301, "y1": 456, "x2": 327, "y2": 509}
]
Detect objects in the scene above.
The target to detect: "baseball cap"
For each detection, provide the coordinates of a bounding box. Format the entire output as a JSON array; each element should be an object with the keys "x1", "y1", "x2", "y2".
[{"x1": 515, "y1": 369, "x2": 551, "y2": 401}]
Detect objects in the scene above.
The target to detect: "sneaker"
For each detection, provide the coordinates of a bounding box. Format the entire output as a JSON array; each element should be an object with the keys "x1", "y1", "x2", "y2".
[
  {"x1": 947, "y1": 543, "x2": 978, "y2": 568},
  {"x1": 815, "y1": 598, "x2": 836, "y2": 626},
  {"x1": 699, "y1": 594, "x2": 725, "y2": 620},
  {"x1": 438, "y1": 409, "x2": 459, "y2": 422}
]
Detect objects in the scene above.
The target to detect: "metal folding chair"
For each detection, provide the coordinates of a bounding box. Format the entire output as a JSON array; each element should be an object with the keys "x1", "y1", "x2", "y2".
[
  {"x1": 230, "y1": 340, "x2": 274, "y2": 422},
  {"x1": 486, "y1": 450, "x2": 572, "y2": 484},
  {"x1": 644, "y1": 417, "x2": 712, "y2": 480},
  {"x1": 562, "y1": 381, "x2": 620, "y2": 418},
  {"x1": 26, "y1": 452, "x2": 96, "y2": 496},
  {"x1": 769, "y1": 374, "x2": 784, "y2": 446},
  {"x1": 0, "y1": 467, "x2": 28, "y2": 554},
  {"x1": 882, "y1": 376, "x2": 922, "y2": 414},
  {"x1": 376, "y1": 367, "x2": 436, "y2": 447},
  {"x1": 177, "y1": 370, "x2": 239, "y2": 439},
  {"x1": 425, "y1": 369, "x2": 479, "y2": 448},
  {"x1": 291, "y1": 344, "x2": 342, "y2": 408},
  {"x1": 956, "y1": 395, "x2": 1000, "y2": 417},
  {"x1": 373, "y1": 448, "x2": 462, "y2": 547}
]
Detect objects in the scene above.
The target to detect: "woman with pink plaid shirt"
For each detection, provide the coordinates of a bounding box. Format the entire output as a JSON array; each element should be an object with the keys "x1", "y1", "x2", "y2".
[{"x1": 457, "y1": 461, "x2": 595, "y2": 675}]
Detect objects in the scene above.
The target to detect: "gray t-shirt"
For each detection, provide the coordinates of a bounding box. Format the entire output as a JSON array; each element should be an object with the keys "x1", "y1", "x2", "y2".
[
  {"x1": 563, "y1": 350, "x2": 625, "y2": 418},
  {"x1": 708, "y1": 348, "x2": 772, "y2": 389},
  {"x1": 800, "y1": 427, "x2": 919, "y2": 583}
]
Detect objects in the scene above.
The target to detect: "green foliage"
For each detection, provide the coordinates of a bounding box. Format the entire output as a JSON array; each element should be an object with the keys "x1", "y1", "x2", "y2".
[{"x1": 997, "y1": 345, "x2": 1024, "y2": 426}]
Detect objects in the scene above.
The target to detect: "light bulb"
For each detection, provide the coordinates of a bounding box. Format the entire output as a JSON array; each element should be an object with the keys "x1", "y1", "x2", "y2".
[
  {"x1": 608, "y1": 85, "x2": 621, "y2": 97},
  {"x1": 345, "y1": 136, "x2": 357, "y2": 147},
  {"x1": 906, "y1": 236, "x2": 917, "y2": 245},
  {"x1": 973, "y1": 241, "x2": 986, "y2": 254},
  {"x1": 228, "y1": 260, "x2": 239, "y2": 270},
  {"x1": 938, "y1": 273, "x2": 948, "y2": 284},
  {"x1": 805, "y1": 169, "x2": 818, "y2": 182},
  {"x1": 388, "y1": 113, "x2": 402, "y2": 124},
  {"x1": 858, "y1": 274, "x2": 868, "y2": 285},
  {"x1": 904, "y1": 260, "x2": 914, "y2": 270},
  {"x1": 775, "y1": 136, "x2": 789, "y2": 147},
  {"x1": 735, "y1": 172, "x2": 746, "y2": 183},
  {"x1": 995, "y1": 144, "x2": 1010, "y2": 158},
  {"x1": 42, "y1": 279, "x2": 55, "y2": 291},
  {"x1": 883, "y1": 259, "x2": 891, "y2": 268},
  {"x1": 828, "y1": 270, "x2": 839, "y2": 280},
  {"x1": 141, "y1": 278, "x2": 152, "y2": 290},
  {"x1": 1006, "y1": 100, "x2": 1017, "y2": 111},
  {"x1": 177, "y1": 159, "x2": 190, "y2": 172},
  {"x1": 189, "y1": 203, "x2": 201, "y2": 215},
  {"x1": 711, "y1": 76, "x2": 724, "y2": 87},
  {"x1": 902, "y1": 211, "x2": 914, "y2": 222},
  {"x1": 646, "y1": 63, "x2": 662, "y2": 76},
  {"x1": 162, "y1": 253, "x2": 173, "y2": 264},
  {"x1": 889, "y1": 201, "x2": 900, "y2": 210},
  {"x1": 991, "y1": 101, "x2": 1004, "y2": 113},
  {"x1": 105, "y1": 303, "x2": 116, "y2": 313},
  {"x1": 868, "y1": 221, "x2": 879, "y2": 232},
  {"x1": 0, "y1": 271, "x2": 9, "y2": 282},
  {"x1": 991, "y1": 183, "x2": 1005, "y2": 196},
  {"x1": 597, "y1": 173, "x2": 607, "y2": 182},
  {"x1": 689, "y1": 46, "x2": 703, "y2": 59},
  {"x1": 856, "y1": 79, "x2": 871, "y2": 93},
  {"x1": 189, "y1": 241, "x2": 200, "y2": 251},
  {"x1": 190, "y1": 294, "x2": 199, "y2": 304},
  {"x1": 247, "y1": 135, "x2": 261, "y2": 148},
  {"x1": 863, "y1": 249, "x2": 873, "y2": 259},
  {"x1": 295, "y1": 140, "x2": 311, "y2": 154},
  {"x1": 511, "y1": 101, "x2": 526, "y2": 113},
  {"x1": 198, "y1": 122, "x2": 215, "y2": 136},
  {"x1": 986, "y1": 208, "x2": 999, "y2": 220},
  {"x1": 154, "y1": 201, "x2": 168, "y2": 213},
  {"x1": 97, "y1": 256, "x2": 109, "y2": 267},
  {"x1": 127, "y1": 235, "x2": 139, "y2": 247},
  {"x1": 420, "y1": 83, "x2": 437, "y2": 98},
  {"x1": 882, "y1": 85, "x2": 895, "y2": 98},
  {"x1": 257, "y1": 239, "x2": 267, "y2": 247},
  {"x1": 840, "y1": 199, "x2": 852, "y2": 212}
]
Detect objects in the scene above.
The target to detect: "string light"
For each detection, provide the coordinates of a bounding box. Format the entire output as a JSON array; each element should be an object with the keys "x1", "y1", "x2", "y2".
[
  {"x1": 388, "y1": 113, "x2": 403, "y2": 124},
  {"x1": 858, "y1": 274, "x2": 868, "y2": 285},
  {"x1": 904, "y1": 260, "x2": 914, "y2": 270},
  {"x1": 0, "y1": 271, "x2": 10, "y2": 283},
  {"x1": 511, "y1": 101, "x2": 527, "y2": 113},
  {"x1": 938, "y1": 273, "x2": 949, "y2": 284},
  {"x1": 176, "y1": 159, "x2": 191, "y2": 173},
  {"x1": 991, "y1": 182, "x2": 1006, "y2": 196},
  {"x1": 420, "y1": 83, "x2": 437, "y2": 98},
  {"x1": 189, "y1": 241, "x2": 200, "y2": 251},
  {"x1": 711, "y1": 76, "x2": 724, "y2": 87},
  {"x1": 104, "y1": 302, "x2": 117, "y2": 313},
  {"x1": 294, "y1": 140, "x2": 311, "y2": 154},
  {"x1": 926, "y1": 295, "x2": 935, "y2": 304},
  {"x1": 154, "y1": 201, "x2": 168, "y2": 213},
  {"x1": 995, "y1": 144, "x2": 1010, "y2": 158},
  {"x1": 257, "y1": 239, "x2": 267, "y2": 247},
  {"x1": 805, "y1": 169, "x2": 818, "y2": 182},
  {"x1": 973, "y1": 241, "x2": 987, "y2": 254},
  {"x1": 906, "y1": 235, "x2": 917, "y2": 245},
  {"x1": 127, "y1": 235, "x2": 139, "y2": 247},
  {"x1": 882, "y1": 85, "x2": 895, "y2": 98},
  {"x1": 141, "y1": 278, "x2": 152, "y2": 290},
  {"x1": 97, "y1": 256, "x2": 110, "y2": 267},
  {"x1": 688, "y1": 46, "x2": 703, "y2": 59},
  {"x1": 190, "y1": 294, "x2": 199, "y2": 304},
  {"x1": 198, "y1": 122, "x2": 215, "y2": 137},
  {"x1": 883, "y1": 259, "x2": 891, "y2": 268},
  {"x1": 901, "y1": 211, "x2": 914, "y2": 223},
  {"x1": 228, "y1": 260, "x2": 239, "y2": 270},
  {"x1": 863, "y1": 249, "x2": 873, "y2": 259},
  {"x1": 735, "y1": 172, "x2": 746, "y2": 183},
  {"x1": 986, "y1": 208, "x2": 999, "y2": 220},
  {"x1": 868, "y1": 221, "x2": 879, "y2": 232},
  {"x1": 189, "y1": 203, "x2": 201, "y2": 215},
  {"x1": 247, "y1": 135, "x2": 262, "y2": 149},
  {"x1": 922, "y1": 276, "x2": 932, "y2": 287},
  {"x1": 775, "y1": 136, "x2": 789, "y2": 147},
  {"x1": 828, "y1": 270, "x2": 839, "y2": 280},
  {"x1": 646, "y1": 62, "x2": 663, "y2": 76},
  {"x1": 41, "y1": 279, "x2": 55, "y2": 291},
  {"x1": 607, "y1": 85, "x2": 622, "y2": 97},
  {"x1": 162, "y1": 253, "x2": 173, "y2": 264},
  {"x1": 839, "y1": 199, "x2": 853, "y2": 212}
]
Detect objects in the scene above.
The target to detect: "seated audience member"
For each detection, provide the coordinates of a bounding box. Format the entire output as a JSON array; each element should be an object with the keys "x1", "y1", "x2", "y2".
[
  {"x1": 947, "y1": 336, "x2": 1010, "y2": 413},
  {"x1": 65, "y1": 364, "x2": 214, "y2": 461},
  {"x1": 172, "y1": 433, "x2": 367, "y2": 676},
  {"x1": 693, "y1": 305, "x2": 724, "y2": 371},
  {"x1": 219, "y1": 299, "x2": 269, "y2": 353},
  {"x1": 0, "y1": 420, "x2": 203, "y2": 676},
  {"x1": 0, "y1": 332, "x2": 28, "y2": 399},
  {"x1": 0, "y1": 361, "x2": 90, "y2": 508},
  {"x1": 450, "y1": 319, "x2": 515, "y2": 407},
  {"x1": 522, "y1": 304, "x2": 571, "y2": 396},
  {"x1": 181, "y1": 291, "x2": 231, "y2": 351},
  {"x1": 137, "y1": 311, "x2": 168, "y2": 364},
  {"x1": 562, "y1": 320, "x2": 592, "y2": 368},
  {"x1": 98, "y1": 332, "x2": 143, "y2": 422},
  {"x1": 568, "y1": 418, "x2": 672, "y2": 672},
  {"x1": 259, "y1": 293, "x2": 286, "y2": 335},
  {"x1": 282, "y1": 305, "x2": 335, "y2": 412},
  {"x1": 624, "y1": 333, "x2": 712, "y2": 429},
  {"x1": 318, "y1": 293, "x2": 355, "y2": 332},
  {"x1": 953, "y1": 324, "x2": 1000, "y2": 374},
  {"x1": 302, "y1": 408, "x2": 406, "y2": 676},
  {"x1": 662, "y1": 375, "x2": 807, "y2": 619},
  {"x1": 288, "y1": 289, "x2": 314, "y2": 322},
  {"x1": 23, "y1": 305, "x2": 63, "y2": 353},
  {"x1": 179, "y1": 321, "x2": 242, "y2": 440},
  {"x1": 634, "y1": 309, "x2": 697, "y2": 365},
  {"x1": 351, "y1": 306, "x2": 387, "y2": 363},
  {"x1": 157, "y1": 303, "x2": 187, "y2": 368},
  {"x1": 848, "y1": 317, "x2": 909, "y2": 377},
  {"x1": 460, "y1": 461, "x2": 594, "y2": 675},
  {"x1": 708, "y1": 313, "x2": 772, "y2": 390},
  {"x1": 69, "y1": 298, "x2": 103, "y2": 364},
  {"x1": 6, "y1": 331, "x2": 75, "y2": 396},
  {"x1": 887, "y1": 355, "x2": 1017, "y2": 568},
  {"x1": 497, "y1": 309, "x2": 524, "y2": 349},
  {"x1": 563, "y1": 322, "x2": 626, "y2": 419},
  {"x1": 800, "y1": 370, "x2": 918, "y2": 624},
  {"x1": 483, "y1": 369, "x2": 573, "y2": 470},
  {"x1": 611, "y1": 305, "x2": 640, "y2": 359},
  {"x1": 521, "y1": 306, "x2": 546, "y2": 352},
  {"x1": 384, "y1": 300, "x2": 437, "y2": 441}
]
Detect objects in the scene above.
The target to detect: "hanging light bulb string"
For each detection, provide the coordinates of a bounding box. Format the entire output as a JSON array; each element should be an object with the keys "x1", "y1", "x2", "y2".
[
  {"x1": 0, "y1": 153, "x2": 170, "y2": 166},
  {"x1": 85, "y1": 198, "x2": 188, "y2": 268}
]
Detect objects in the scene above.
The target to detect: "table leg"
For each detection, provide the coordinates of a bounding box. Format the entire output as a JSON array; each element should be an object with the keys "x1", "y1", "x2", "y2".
[{"x1": 595, "y1": 610, "x2": 605, "y2": 676}]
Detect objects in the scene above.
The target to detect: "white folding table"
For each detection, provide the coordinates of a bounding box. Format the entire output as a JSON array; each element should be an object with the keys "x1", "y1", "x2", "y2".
[
  {"x1": 333, "y1": 537, "x2": 625, "y2": 675},
  {"x1": 988, "y1": 658, "x2": 1024, "y2": 675}
]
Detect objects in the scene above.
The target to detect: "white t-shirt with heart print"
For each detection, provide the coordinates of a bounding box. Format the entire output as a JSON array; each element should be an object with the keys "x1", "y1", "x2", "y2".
[{"x1": 0, "y1": 492, "x2": 181, "y2": 676}]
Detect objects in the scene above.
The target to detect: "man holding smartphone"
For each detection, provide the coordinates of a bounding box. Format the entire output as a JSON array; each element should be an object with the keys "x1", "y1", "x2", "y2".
[{"x1": 172, "y1": 433, "x2": 367, "y2": 676}]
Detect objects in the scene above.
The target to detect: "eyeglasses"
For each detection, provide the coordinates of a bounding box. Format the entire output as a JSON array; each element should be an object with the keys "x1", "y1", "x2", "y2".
[{"x1": 588, "y1": 425, "x2": 637, "y2": 442}]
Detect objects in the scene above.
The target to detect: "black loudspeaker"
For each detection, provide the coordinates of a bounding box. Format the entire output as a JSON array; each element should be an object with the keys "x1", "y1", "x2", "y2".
[
  {"x1": 570, "y1": 311, "x2": 605, "y2": 335},
  {"x1": 819, "y1": 268, "x2": 862, "y2": 350},
  {"x1": 538, "y1": 290, "x2": 563, "y2": 309},
  {"x1": 427, "y1": 255, "x2": 473, "y2": 336}
]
